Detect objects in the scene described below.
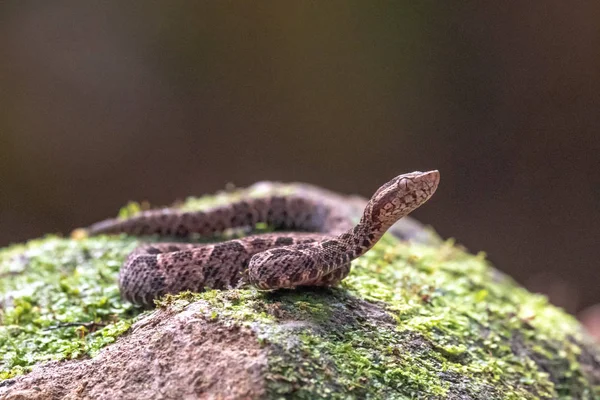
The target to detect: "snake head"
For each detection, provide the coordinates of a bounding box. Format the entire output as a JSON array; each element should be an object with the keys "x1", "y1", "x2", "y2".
[{"x1": 367, "y1": 170, "x2": 440, "y2": 225}]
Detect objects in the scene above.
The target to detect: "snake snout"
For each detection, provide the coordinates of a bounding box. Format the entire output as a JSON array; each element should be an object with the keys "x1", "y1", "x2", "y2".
[{"x1": 418, "y1": 170, "x2": 440, "y2": 194}]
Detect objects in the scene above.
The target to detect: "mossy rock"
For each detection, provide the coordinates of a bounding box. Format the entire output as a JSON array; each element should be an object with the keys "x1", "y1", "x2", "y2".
[{"x1": 0, "y1": 191, "x2": 599, "y2": 399}]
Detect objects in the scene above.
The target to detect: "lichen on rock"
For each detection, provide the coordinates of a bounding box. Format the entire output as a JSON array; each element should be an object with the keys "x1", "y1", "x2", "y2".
[{"x1": 1, "y1": 191, "x2": 599, "y2": 399}]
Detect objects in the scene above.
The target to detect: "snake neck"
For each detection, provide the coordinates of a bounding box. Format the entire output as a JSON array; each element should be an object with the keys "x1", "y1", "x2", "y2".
[
  {"x1": 334, "y1": 220, "x2": 384, "y2": 259},
  {"x1": 338, "y1": 200, "x2": 413, "y2": 258}
]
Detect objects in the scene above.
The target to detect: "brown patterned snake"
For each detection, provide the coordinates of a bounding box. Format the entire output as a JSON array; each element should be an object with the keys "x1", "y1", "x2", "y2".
[{"x1": 87, "y1": 171, "x2": 440, "y2": 307}]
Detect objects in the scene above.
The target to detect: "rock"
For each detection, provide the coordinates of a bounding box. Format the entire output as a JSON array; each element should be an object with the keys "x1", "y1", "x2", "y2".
[
  {"x1": 0, "y1": 302, "x2": 266, "y2": 400},
  {"x1": 1, "y1": 190, "x2": 599, "y2": 399}
]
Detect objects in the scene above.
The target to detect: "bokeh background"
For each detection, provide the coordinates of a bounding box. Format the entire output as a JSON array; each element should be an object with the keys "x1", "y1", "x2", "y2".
[{"x1": 1, "y1": 3, "x2": 598, "y2": 325}]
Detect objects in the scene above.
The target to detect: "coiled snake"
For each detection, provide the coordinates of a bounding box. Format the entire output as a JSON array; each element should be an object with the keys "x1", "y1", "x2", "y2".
[{"x1": 87, "y1": 171, "x2": 440, "y2": 307}]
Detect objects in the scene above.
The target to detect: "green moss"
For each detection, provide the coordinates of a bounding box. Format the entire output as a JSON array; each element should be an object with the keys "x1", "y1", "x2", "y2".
[
  {"x1": 0, "y1": 236, "x2": 140, "y2": 379},
  {"x1": 1, "y1": 190, "x2": 599, "y2": 399}
]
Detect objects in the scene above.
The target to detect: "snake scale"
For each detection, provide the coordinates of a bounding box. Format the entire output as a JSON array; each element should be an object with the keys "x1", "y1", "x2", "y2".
[{"x1": 87, "y1": 170, "x2": 440, "y2": 307}]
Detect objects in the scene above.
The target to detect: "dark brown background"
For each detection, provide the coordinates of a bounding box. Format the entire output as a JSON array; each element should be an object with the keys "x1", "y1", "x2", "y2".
[{"x1": 1, "y1": 2, "x2": 598, "y2": 315}]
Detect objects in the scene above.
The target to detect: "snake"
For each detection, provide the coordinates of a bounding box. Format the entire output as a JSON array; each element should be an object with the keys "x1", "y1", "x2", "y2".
[{"x1": 86, "y1": 170, "x2": 440, "y2": 307}]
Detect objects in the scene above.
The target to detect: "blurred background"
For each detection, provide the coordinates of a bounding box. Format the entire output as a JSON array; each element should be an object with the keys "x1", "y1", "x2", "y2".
[{"x1": 1, "y1": 3, "x2": 598, "y2": 329}]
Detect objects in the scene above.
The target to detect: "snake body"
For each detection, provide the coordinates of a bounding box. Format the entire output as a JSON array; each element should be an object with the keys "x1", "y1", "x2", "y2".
[{"x1": 87, "y1": 171, "x2": 440, "y2": 307}]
